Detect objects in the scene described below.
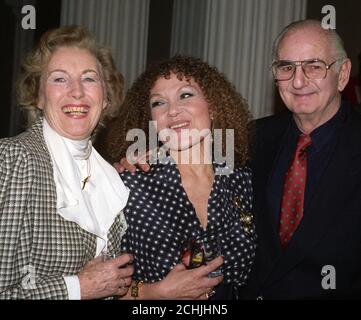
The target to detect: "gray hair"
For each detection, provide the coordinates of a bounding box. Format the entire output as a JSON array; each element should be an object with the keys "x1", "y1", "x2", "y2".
[
  {"x1": 17, "y1": 25, "x2": 124, "y2": 131},
  {"x1": 272, "y1": 19, "x2": 348, "y2": 71}
]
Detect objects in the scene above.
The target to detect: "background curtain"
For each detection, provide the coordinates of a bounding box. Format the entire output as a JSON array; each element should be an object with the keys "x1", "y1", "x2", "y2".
[
  {"x1": 61, "y1": 0, "x2": 150, "y2": 90},
  {"x1": 171, "y1": 0, "x2": 307, "y2": 119}
]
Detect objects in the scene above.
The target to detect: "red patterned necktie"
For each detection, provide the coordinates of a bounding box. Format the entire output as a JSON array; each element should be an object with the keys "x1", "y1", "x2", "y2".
[{"x1": 279, "y1": 134, "x2": 312, "y2": 249}]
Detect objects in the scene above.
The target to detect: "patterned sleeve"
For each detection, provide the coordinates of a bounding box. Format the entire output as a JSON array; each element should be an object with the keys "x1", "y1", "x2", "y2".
[
  {"x1": 119, "y1": 174, "x2": 134, "y2": 261},
  {"x1": 237, "y1": 166, "x2": 257, "y2": 284},
  {"x1": 223, "y1": 166, "x2": 256, "y2": 288},
  {"x1": 0, "y1": 140, "x2": 68, "y2": 299}
]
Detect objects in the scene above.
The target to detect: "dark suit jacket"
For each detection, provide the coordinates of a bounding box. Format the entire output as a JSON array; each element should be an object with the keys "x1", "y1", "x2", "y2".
[{"x1": 239, "y1": 103, "x2": 361, "y2": 299}]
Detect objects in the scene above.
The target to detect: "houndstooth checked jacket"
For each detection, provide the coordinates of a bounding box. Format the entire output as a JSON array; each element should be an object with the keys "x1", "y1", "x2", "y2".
[{"x1": 0, "y1": 119, "x2": 127, "y2": 299}]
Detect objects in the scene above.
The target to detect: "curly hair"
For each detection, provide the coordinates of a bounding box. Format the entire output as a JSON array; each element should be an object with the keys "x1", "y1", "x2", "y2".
[
  {"x1": 16, "y1": 25, "x2": 124, "y2": 132},
  {"x1": 103, "y1": 55, "x2": 252, "y2": 167}
]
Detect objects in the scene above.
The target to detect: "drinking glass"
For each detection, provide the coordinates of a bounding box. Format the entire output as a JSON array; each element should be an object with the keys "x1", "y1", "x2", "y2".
[
  {"x1": 181, "y1": 235, "x2": 222, "y2": 277},
  {"x1": 100, "y1": 249, "x2": 129, "y2": 295},
  {"x1": 203, "y1": 236, "x2": 222, "y2": 277}
]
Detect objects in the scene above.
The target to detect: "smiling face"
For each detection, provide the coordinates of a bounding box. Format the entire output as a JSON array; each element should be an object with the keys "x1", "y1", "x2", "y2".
[
  {"x1": 38, "y1": 46, "x2": 106, "y2": 140},
  {"x1": 276, "y1": 26, "x2": 350, "y2": 129},
  {"x1": 150, "y1": 74, "x2": 212, "y2": 151}
]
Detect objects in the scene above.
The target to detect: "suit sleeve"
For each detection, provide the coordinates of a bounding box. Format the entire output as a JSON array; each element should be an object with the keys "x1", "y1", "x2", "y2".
[{"x1": 0, "y1": 140, "x2": 69, "y2": 299}]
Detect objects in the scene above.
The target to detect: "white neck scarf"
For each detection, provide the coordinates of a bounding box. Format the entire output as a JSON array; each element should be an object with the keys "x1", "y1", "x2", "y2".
[{"x1": 43, "y1": 119, "x2": 129, "y2": 252}]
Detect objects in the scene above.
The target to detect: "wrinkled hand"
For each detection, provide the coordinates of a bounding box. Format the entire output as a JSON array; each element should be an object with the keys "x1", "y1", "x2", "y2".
[
  {"x1": 113, "y1": 151, "x2": 152, "y2": 173},
  {"x1": 156, "y1": 256, "x2": 224, "y2": 300},
  {"x1": 78, "y1": 254, "x2": 134, "y2": 300}
]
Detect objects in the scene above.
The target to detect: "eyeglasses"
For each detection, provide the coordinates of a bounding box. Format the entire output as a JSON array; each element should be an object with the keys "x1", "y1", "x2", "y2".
[{"x1": 272, "y1": 59, "x2": 339, "y2": 81}]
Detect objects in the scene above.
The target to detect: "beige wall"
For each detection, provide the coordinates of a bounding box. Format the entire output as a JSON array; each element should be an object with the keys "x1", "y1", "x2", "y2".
[{"x1": 307, "y1": 0, "x2": 361, "y2": 77}]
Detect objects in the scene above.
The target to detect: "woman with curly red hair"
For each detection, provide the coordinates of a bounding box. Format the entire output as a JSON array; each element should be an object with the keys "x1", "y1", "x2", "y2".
[{"x1": 101, "y1": 55, "x2": 256, "y2": 300}]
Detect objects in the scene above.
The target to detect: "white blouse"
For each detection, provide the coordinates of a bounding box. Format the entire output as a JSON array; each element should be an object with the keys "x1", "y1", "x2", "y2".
[{"x1": 43, "y1": 119, "x2": 129, "y2": 298}]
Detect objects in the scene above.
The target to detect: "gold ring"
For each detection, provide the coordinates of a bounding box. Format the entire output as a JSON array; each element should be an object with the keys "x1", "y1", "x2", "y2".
[
  {"x1": 205, "y1": 289, "x2": 216, "y2": 299},
  {"x1": 119, "y1": 278, "x2": 126, "y2": 288}
]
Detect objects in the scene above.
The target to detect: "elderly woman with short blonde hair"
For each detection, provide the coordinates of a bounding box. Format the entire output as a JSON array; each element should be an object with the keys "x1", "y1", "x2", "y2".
[{"x1": 0, "y1": 26, "x2": 133, "y2": 300}]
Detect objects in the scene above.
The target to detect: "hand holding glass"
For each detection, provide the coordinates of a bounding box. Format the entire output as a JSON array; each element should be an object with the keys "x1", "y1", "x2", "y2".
[{"x1": 181, "y1": 236, "x2": 222, "y2": 277}]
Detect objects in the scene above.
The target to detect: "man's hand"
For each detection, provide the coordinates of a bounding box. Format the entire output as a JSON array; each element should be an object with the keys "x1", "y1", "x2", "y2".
[{"x1": 114, "y1": 151, "x2": 152, "y2": 173}]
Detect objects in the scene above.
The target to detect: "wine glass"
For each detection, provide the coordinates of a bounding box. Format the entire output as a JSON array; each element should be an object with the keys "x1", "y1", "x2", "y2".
[
  {"x1": 180, "y1": 234, "x2": 222, "y2": 277},
  {"x1": 100, "y1": 248, "x2": 129, "y2": 297},
  {"x1": 203, "y1": 235, "x2": 222, "y2": 277}
]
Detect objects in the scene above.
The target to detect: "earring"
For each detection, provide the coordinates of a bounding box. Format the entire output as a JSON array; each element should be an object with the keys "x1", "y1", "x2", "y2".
[{"x1": 210, "y1": 118, "x2": 214, "y2": 141}]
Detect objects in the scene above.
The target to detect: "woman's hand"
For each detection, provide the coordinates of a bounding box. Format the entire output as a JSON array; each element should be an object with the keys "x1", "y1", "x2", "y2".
[
  {"x1": 154, "y1": 256, "x2": 224, "y2": 300},
  {"x1": 78, "y1": 253, "x2": 134, "y2": 300}
]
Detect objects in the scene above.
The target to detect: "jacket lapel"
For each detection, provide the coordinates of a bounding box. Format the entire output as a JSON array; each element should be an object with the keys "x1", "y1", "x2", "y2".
[
  {"x1": 252, "y1": 112, "x2": 292, "y2": 280},
  {"x1": 263, "y1": 106, "x2": 361, "y2": 287},
  {"x1": 30, "y1": 118, "x2": 99, "y2": 261}
]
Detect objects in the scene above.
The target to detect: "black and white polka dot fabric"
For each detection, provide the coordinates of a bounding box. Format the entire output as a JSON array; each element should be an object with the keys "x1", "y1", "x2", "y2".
[{"x1": 120, "y1": 160, "x2": 256, "y2": 289}]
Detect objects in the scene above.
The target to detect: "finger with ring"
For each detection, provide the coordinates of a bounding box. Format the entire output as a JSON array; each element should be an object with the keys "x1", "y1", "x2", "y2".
[
  {"x1": 205, "y1": 289, "x2": 216, "y2": 299},
  {"x1": 119, "y1": 277, "x2": 127, "y2": 288}
]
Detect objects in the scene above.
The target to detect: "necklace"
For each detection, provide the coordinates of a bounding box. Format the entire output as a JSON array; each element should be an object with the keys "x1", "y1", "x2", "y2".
[
  {"x1": 81, "y1": 175, "x2": 91, "y2": 190},
  {"x1": 81, "y1": 159, "x2": 91, "y2": 190}
]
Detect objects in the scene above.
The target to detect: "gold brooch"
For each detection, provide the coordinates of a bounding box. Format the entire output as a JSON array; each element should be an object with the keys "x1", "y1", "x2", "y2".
[
  {"x1": 233, "y1": 197, "x2": 253, "y2": 235},
  {"x1": 240, "y1": 212, "x2": 253, "y2": 235},
  {"x1": 233, "y1": 196, "x2": 242, "y2": 208}
]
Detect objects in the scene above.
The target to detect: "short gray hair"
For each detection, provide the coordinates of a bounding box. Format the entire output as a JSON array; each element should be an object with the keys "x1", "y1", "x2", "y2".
[{"x1": 272, "y1": 19, "x2": 348, "y2": 71}]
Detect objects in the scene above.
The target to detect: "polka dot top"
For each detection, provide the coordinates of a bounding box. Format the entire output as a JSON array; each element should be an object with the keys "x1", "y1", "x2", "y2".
[{"x1": 120, "y1": 160, "x2": 256, "y2": 288}]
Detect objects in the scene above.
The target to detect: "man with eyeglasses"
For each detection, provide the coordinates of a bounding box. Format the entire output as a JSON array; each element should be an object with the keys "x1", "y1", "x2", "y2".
[{"x1": 240, "y1": 19, "x2": 361, "y2": 299}]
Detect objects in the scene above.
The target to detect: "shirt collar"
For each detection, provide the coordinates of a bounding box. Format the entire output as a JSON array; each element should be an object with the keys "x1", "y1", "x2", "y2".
[{"x1": 291, "y1": 104, "x2": 346, "y2": 152}]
